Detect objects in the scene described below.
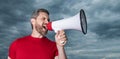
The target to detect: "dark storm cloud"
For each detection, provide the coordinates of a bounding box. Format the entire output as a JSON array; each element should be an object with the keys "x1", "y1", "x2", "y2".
[
  {"x1": 0, "y1": 0, "x2": 34, "y2": 35},
  {"x1": 90, "y1": 20, "x2": 120, "y2": 40},
  {"x1": 87, "y1": 0, "x2": 120, "y2": 40},
  {"x1": 0, "y1": 0, "x2": 34, "y2": 36}
]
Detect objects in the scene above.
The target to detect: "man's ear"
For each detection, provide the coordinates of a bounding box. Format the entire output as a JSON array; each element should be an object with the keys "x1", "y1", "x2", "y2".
[{"x1": 31, "y1": 18, "x2": 35, "y2": 25}]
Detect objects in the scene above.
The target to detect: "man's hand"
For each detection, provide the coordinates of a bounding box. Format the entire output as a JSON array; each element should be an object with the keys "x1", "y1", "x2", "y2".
[
  {"x1": 55, "y1": 30, "x2": 67, "y2": 47},
  {"x1": 55, "y1": 30, "x2": 67, "y2": 59}
]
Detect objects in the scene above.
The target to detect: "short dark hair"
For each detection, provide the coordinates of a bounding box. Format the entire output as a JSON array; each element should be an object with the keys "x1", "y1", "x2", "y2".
[{"x1": 31, "y1": 8, "x2": 49, "y2": 19}]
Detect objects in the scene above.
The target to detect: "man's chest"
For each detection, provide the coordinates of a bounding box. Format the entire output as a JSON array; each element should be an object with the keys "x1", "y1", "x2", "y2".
[{"x1": 16, "y1": 42, "x2": 55, "y2": 59}]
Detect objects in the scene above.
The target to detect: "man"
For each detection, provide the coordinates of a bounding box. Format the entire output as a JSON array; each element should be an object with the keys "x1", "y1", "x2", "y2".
[{"x1": 8, "y1": 9, "x2": 67, "y2": 59}]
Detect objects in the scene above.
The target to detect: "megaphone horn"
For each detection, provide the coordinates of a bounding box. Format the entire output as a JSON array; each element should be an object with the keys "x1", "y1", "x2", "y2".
[{"x1": 47, "y1": 9, "x2": 87, "y2": 34}]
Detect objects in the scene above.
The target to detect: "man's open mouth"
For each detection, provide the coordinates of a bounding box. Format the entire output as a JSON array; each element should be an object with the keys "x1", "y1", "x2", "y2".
[{"x1": 43, "y1": 26, "x2": 47, "y2": 30}]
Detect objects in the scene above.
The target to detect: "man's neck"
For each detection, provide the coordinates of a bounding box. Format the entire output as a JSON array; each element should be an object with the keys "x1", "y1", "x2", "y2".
[{"x1": 31, "y1": 30, "x2": 44, "y2": 38}]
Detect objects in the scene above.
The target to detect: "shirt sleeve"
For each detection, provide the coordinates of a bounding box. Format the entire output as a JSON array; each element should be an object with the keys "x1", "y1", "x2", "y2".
[{"x1": 9, "y1": 40, "x2": 18, "y2": 59}]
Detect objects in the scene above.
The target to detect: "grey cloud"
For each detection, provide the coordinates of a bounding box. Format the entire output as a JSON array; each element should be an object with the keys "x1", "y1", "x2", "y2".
[
  {"x1": 0, "y1": 0, "x2": 34, "y2": 26},
  {"x1": 90, "y1": 20, "x2": 120, "y2": 40},
  {"x1": 0, "y1": 0, "x2": 34, "y2": 58}
]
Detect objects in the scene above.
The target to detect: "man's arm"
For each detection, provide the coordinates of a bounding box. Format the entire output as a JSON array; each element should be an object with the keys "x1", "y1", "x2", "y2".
[
  {"x1": 54, "y1": 46, "x2": 67, "y2": 59},
  {"x1": 55, "y1": 30, "x2": 67, "y2": 59}
]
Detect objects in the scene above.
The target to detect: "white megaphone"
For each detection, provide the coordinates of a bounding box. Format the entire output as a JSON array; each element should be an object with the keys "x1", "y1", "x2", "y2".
[{"x1": 47, "y1": 9, "x2": 87, "y2": 34}]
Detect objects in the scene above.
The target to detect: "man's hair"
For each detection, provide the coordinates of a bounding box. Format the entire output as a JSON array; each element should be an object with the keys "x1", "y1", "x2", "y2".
[
  {"x1": 31, "y1": 8, "x2": 49, "y2": 19},
  {"x1": 31, "y1": 8, "x2": 49, "y2": 29}
]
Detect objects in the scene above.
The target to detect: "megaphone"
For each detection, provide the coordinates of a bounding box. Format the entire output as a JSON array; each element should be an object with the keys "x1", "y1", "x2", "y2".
[{"x1": 47, "y1": 9, "x2": 87, "y2": 34}]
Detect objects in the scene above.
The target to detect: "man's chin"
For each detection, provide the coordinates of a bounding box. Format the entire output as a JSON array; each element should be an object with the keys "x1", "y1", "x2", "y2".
[
  {"x1": 42, "y1": 30, "x2": 48, "y2": 35},
  {"x1": 45, "y1": 30, "x2": 48, "y2": 34}
]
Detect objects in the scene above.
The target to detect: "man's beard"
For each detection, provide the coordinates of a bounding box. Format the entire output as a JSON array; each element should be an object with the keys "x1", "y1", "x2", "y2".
[{"x1": 35, "y1": 23, "x2": 48, "y2": 36}]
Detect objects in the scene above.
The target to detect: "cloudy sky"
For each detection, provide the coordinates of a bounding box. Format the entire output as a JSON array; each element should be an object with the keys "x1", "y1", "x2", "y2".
[{"x1": 0, "y1": 0, "x2": 120, "y2": 59}]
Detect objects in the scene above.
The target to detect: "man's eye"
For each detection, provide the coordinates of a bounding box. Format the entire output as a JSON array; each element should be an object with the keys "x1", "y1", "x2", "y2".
[{"x1": 42, "y1": 18, "x2": 45, "y2": 20}]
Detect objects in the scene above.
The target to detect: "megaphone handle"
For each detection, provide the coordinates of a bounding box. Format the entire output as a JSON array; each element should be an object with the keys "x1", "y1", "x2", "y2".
[
  {"x1": 54, "y1": 29, "x2": 66, "y2": 45},
  {"x1": 54, "y1": 28, "x2": 62, "y2": 33}
]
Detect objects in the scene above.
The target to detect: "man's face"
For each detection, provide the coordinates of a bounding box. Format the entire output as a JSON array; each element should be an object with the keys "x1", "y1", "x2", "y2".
[{"x1": 34, "y1": 12, "x2": 49, "y2": 35}]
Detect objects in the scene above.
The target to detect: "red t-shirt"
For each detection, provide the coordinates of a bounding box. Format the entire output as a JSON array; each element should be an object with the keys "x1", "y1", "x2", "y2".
[{"x1": 9, "y1": 35, "x2": 58, "y2": 59}]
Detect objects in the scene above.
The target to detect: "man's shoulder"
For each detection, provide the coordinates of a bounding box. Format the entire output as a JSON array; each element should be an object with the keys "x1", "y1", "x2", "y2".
[
  {"x1": 13, "y1": 35, "x2": 30, "y2": 43},
  {"x1": 9, "y1": 35, "x2": 30, "y2": 51}
]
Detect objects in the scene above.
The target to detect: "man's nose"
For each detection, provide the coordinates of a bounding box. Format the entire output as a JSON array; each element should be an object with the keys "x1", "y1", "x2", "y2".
[
  {"x1": 44, "y1": 21, "x2": 49, "y2": 25},
  {"x1": 45, "y1": 20, "x2": 49, "y2": 24}
]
